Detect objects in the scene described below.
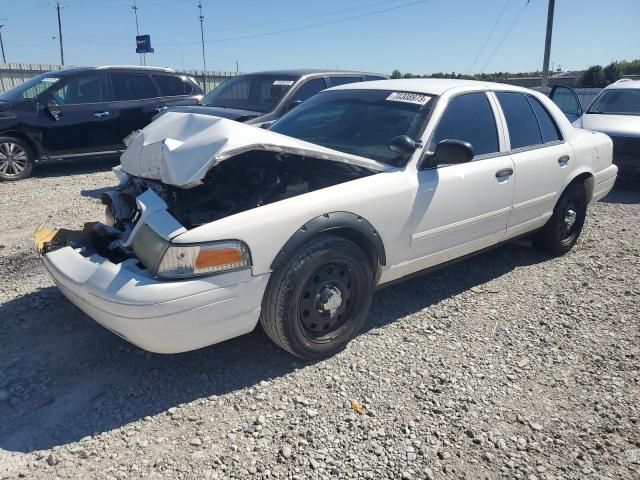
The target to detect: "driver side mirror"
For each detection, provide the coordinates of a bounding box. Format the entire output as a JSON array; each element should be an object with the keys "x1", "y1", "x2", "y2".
[
  {"x1": 389, "y1": 135, "x2": 421, "y2": 161},
  {"x1": 433, "y1": 139, "x2": 474, "y2": 165},
  {"x1": 46, "y1": 101, "x2": 61, "y2": 121}
]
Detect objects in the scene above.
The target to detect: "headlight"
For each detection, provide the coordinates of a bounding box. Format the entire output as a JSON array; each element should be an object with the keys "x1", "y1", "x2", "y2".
[
  {"x1": 131, "y1": 224, "x2": 251, "y2": 279},
  {"x1": 156, "y1": 240, "x2": 251, "y2": 279}
]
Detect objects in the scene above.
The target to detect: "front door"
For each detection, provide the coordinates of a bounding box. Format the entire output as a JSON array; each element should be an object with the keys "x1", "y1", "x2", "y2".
[
  {"x1": 39, "y1": 73, "x2": 119, "y2": 155},
  {"x1": 408, "y1": 92, "x2": 515, "y2": 271}
]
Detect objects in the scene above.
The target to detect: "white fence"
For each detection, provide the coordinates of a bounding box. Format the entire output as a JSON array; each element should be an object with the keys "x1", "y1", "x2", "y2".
[{"x1": 0, "y1": 62, "x2": 239, "y2": 93}]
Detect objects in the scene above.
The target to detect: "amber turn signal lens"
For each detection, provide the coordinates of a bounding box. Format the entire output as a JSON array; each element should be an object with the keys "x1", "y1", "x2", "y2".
[{"x1": 195, "y1": 247, "x2": 244, "y2": 269}]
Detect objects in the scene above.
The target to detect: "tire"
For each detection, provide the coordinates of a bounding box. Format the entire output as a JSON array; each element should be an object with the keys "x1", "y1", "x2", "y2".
[
  {"x1": 534, "y1": 182, "x2": 587, "y2": 255},
  {"x1": 260, "y1": 234, "x2": 375, "y2": 359},
  {"x1": 0, "y1": 136, "x2": 35, "y2": 181}
]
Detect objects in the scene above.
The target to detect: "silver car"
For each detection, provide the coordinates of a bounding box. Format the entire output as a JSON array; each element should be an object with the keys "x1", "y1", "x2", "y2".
[{"x1": 550, "y1": 79, "x2": 640, "y2": 179}]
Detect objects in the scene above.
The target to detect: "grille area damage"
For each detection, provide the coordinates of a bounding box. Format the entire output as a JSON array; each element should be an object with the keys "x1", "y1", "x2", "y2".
[{"x1": 40, "y1": 150, "x2": 377, "y2": 267}]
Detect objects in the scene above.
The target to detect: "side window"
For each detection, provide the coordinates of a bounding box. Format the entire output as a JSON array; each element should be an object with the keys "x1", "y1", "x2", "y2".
[
  {"x1": 328, "y1": 76, "x2": 362, "y2": 87},
  {"x1": 153, "y1": 75, "x2": 192, "y2": 96},
  {"x1": 430, "y1": 92, "x2": 499, "y2": 156},
  {"x1": 364, "y1": 75, "x2": 386, "y2": 81},
  {"x1": 111, "y1": 73, "x2": 157, "y2": 101},
  {"x1": 51, "y1": 75, "x2": 105, "y2": 104},
  {"x1": 527, "y1": 95, "x2": 561, "y2": 143},
  {"x1": 290, "y1": 78, "x2": 326, "y2": 102},
  {"x1": 496, "y1": 92, "x2": 542, "y2": 149}
]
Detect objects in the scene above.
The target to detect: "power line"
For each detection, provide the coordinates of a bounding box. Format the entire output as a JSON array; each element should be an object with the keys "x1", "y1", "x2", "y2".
[
  {"x1": 466, "y1": 0, "x2": 512, "y2": 75},
  {"x1": 153, "y1": 0, "x2": 413, "y2": 38},
  {"x1": 157, "y1": 0, "x2": 431, "y2": 46},
  {"x1": 479, "y1": 0, "x2": 531, "y2": 74},
  {"x1": 63, "y1": 0, "x2": 431, "y2": 47}
]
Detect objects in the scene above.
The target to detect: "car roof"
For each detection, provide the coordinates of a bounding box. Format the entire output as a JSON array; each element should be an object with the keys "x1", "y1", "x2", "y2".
[
  {"x1": 245, "y1": 69, "x2": 387, "y2": 78},
  {"x1": 41, "y1": 66, "x2": 177, "y2": 77},
  {"x1": 326, "y1": 78, "x2": 530, "y2": 96},
  {"x1": 604, "y1": 79, "x2": 640, "y2": 90}
]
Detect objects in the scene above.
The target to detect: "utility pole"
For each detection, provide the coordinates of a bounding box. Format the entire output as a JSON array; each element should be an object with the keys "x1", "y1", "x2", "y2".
[
  {"x1": 0, "y1": 23, "x2": 6, "y2": 63},
  {"x1": 132, "y1": 0, "x2": 145, "y2": 66},
  {"x1": 235, "y1": 60, "x2": 238, "y2": 74},
  {"x1": 198, "y1": 0, "x2": 207, "y2": 92},
  {"x1": 56, "y1": 2, "x2": 64, "y2": 65},
  {"x1": 541, "y1": 0, "x2": 555, "y2": 88}
]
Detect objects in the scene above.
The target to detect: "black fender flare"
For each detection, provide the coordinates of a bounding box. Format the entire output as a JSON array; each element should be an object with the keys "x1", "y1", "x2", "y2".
[{"x1": 270, "y1": 211, "x2": 386, "y2": 270}]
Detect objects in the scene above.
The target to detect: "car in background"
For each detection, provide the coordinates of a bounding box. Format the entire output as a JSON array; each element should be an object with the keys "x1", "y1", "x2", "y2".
[
  {"x1": 37, "y1": 79, "x2": 616, "y2": 359},
  {"x1": 550, "y1": 79, "x2": 640, "y2": 179},
  {"x1": 155, "y1": 69, "x2": 388, "y2": 127},
  {"x1": 0, "y1": 66, "x2": 203, "y2": 181}
]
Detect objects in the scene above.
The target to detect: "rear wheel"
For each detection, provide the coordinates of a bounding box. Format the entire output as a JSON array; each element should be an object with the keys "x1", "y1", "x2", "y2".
[
  {"x1": 534, "y1": 182, "x2": 587, "y2": 255},
  {"x1": 0, "y1": 137, "x2": 35, "y2": 181},
  {"x1": 260, "y1": 234, "x2": 374, "y2": 359}
]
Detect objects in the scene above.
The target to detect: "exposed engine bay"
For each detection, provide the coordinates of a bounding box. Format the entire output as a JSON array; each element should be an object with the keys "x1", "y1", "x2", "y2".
[
  {"x1": 108, "y1": 151, "x2": 375, "y2": 230},
  {"x1": 50, "y1": 151, "x2": 375, "y2": 265}
]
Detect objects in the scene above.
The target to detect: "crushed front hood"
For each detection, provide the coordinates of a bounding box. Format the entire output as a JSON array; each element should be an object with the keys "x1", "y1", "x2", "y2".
[{"x1": 120, "y1": 112, "x2": 389, "y2": 188}]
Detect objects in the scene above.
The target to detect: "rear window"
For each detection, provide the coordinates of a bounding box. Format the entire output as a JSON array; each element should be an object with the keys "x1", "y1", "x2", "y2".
[
  {"x1": 153, "y1": 75, "x2": 193, "y2": 96},
  {"x1": 111, "y1": 73, "x2": 157, "y2": 101}
]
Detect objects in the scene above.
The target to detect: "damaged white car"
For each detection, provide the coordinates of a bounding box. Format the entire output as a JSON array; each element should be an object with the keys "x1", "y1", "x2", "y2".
[{"x1": 36, "y1": 79, "x2": 617, "y2": 359}]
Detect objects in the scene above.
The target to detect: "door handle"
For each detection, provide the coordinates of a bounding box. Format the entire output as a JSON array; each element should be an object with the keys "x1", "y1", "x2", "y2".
[
  {"x1": 495, "y1": 168, "x2": 514, "y2": 178},
  {"x1": 93, "y1": 111, "x2": 110, "y2": 118},
  {"x1": 155, "y1": 106, "x2": 168, "y2": 113},
  {"x1": 558, "y1": 155, "x2": 570, "y2": 166}
]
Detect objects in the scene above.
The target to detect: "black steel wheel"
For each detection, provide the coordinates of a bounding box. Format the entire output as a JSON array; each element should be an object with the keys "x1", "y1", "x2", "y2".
[
  {"x1": 534, "y1": 181, "x2": 587, "y2": 255},
  {"x1": 261, "y1": 234, "x2": 375, "y2": 359}
]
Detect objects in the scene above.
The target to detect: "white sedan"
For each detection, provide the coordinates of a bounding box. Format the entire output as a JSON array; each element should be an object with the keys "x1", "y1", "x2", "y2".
[{"x1": 36, "y1": 79, "x2": 618, "y2": 359}]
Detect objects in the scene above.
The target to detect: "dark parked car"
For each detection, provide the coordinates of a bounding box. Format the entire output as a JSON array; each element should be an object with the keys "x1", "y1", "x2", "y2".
[
  {"x1": 0, "y1": 66, "x2": 203, "y2": 181},
  {"x1": 155, "y1": 69, "x2": 388, "y2": 127}
]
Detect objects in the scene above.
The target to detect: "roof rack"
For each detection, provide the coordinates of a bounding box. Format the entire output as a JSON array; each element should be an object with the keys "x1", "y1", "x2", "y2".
[{"x1": 95, "y1": 65, "x2": 175, "y2": 72}]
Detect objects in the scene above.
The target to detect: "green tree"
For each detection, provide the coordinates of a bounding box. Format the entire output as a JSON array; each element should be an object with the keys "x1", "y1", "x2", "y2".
[
  {"x1": 603, "y1": 62, "x2": 621, "y2": 84},
  {"x1": 579, "y1": 65, "x2": 607, "y2": 87},
  {"x1": 391, "y1": 69, "x2": 402, "y2": 79},
  {"x1": 619, "y1": 59, "x2": 640, "y2": 75}
]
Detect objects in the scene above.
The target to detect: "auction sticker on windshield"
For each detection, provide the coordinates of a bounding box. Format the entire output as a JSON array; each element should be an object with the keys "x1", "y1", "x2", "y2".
[
  {"x1": 273, "y1": 80, "x2": 294, "y2": 86},
  {"x1": 386, "y1": 92, "x2": 431, "y2": 105}
]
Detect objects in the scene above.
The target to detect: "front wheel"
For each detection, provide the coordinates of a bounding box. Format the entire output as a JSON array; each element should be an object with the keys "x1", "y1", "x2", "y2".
[
  {"x1": 534, "y1": 182, "x2": 587, "y2": 255},
  {"x1": 260, "y1": 234, "x2": 374, "y2": 359},
  {"x1": 0, "y1": 137, "x2": 35, "y2": 181}
]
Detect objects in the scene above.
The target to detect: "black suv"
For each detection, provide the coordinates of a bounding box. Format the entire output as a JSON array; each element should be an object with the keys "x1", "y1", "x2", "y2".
[
  {"x1": 0, "y1": 66, "x2": 203, "y2": 181},
  {"x1": 157, "y1": 69, "x2": 387, "y2": 127}
]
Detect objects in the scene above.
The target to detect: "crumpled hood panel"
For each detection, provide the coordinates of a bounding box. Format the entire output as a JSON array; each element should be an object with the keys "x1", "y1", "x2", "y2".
[{"x1": 120, "y1": 112, "x2": 389, "y2": 188}]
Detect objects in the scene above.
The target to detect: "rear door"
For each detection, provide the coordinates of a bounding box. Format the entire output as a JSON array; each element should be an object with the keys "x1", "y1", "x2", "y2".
[
  {"x1": 108, "y1": 72, "x2": 163, "y2": 146},
  {"x1": 494, "y1": 91, "x2": 573, "y2": 237},
  {"x1": 549, "y1": 84, "x2": 583, "y2": 122},
  {"x1": 39, "y1": 72, "x2": 119, "y2": 155},
  {"x1": 151, "y1": 73, "x2": 202, "y2": 114}
]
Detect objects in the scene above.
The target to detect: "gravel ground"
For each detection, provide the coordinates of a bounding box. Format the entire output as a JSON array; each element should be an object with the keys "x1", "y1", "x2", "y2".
[{"x1": 0, "y1": 160, "x2": 639, "y2": 480}]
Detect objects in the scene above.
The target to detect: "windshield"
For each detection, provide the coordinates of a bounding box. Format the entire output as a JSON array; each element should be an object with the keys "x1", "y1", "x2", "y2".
[
  {"x1": 201, "y1": 74, "x2": 298, "y2": 113},
  {"x1": 270, "y1": 89, "x2": 434, "y2": 166},
  {"x1": 0, "y1": 73, "x2": 63, "y2": 101},
  {"x1": 587, "y1": 89, "x2": 640, "y2": 116}
]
